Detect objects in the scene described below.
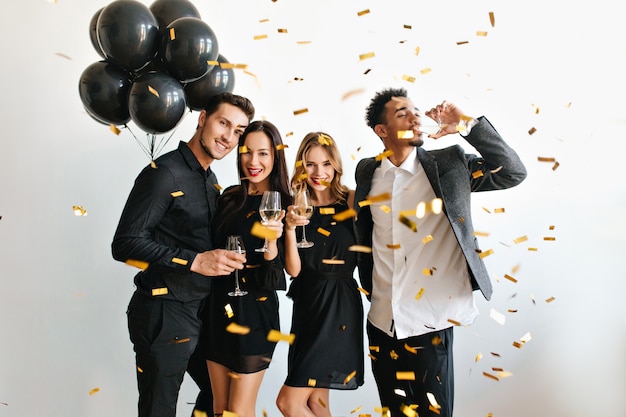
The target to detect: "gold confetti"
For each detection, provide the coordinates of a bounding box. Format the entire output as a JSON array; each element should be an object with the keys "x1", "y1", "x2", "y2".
[
  {"x1": 137, "y1": 366, "x2": 143, "y2": 373},
  {"x1": 402, "y1": 74, "x2": 416, "y2": 83},
  {"x1": 422, "y1": 235, "x2": 434, "y2": 244},
  {"x1": 214, "y1": 183, "x2": 223, "y2": 191},
  {"x1": 193, "y1": 411, "x2": 208, "y2": 417},
  {"x1": 504, "y1": 274, "x2": 518, "y2": 283},
  {"x1": 386, "y1": 243, "x2": 401, "y2": 249},
  {"x1": 257, "y1": 296, "x2": 268, "y2": 302},
  {"x1": 420, "y1": 67, "x2": 432, "y2": 74},
  {"x1": 251, "y1": 221, "x2": 278, "y2": 241},
  {"x1": 415, "y1": 288, "x2": 425, "y2": 300},
  {"x1": 170, "y1": 337, "x2": 190, "y2": 344},
  {"x1": 552, "y1": 162, "x2": 560, "y2": 170},
  {"x1": 253, "y1": 34, "x2": 268, "y2": 40},
  {"x1": 513, "y1": 235, "x2": 528, "y2": 244},
  {"x1": 341, "y1": 88, "x2": 365, "y2": 101},
  {"x1": 389, "y1": 350, "x2": 399, "y2": 360},
  {"x1": 447, "y1": 319, "x2": 461, "y2": 326},
  {"x1": 427, "y1": 392, "x2": 441, "y2": 411},
  {"x1": 528, "y1": 247, "x2": 538, "y2": 251},
  {"x1": 472, "y1": 170, "x2": 484, "y2": 179},
  {"x1": 226, "y1": 322, "x2": 250, "y2": 335},
  {"x1": 333, "y1": 208, "x2": 357, "y2": 221},
  {"x1": 528, "y1": 127, "x2": 537, "y2": 135},
  {"x1": 223, "y1": 411, "x2": 238, "y2": 417},
  {"x1": 396, "y1": 371, "x2": 416, "y2": 380},
  {"x1": 322, "y1": 259, "x2": 345, "y2": 265},
  {"x1": 224, "y1": 304, "x2": 234, "y2": 318},
  {"x1": 296, "y1": 40, "x2": 312, "y2": 45},
  {"x1": 400, "y1": 404, "x2": 418, "y2": 417},
  {"x1": 494, "y1": 207, "x2": 505, "y2": 213},
  {"x1": 478, "y1": 248, "x2": 494, "y2": 259},
  {"x1": 152, "y1": 287, "x2": 168, "y2": 296},
  {"x1": 148, "y1": 85, "x2": 159, "y2": 97},
  {"x1": 275, "y1": 144, "x2": 288, "y2": 151},
  {"x1": 125, "y1": 259, "x2": 149, "y2": 270},
  {"x1": 414, "y1": 46, "x2": 421, "y2": 55},
  {"x1": 512, "y1": 341, "x2": 523, "y2": 349},
  {"x1": 457, "y1": 40, "x2": 469, "y2": 45},
  {"x1": 483, "y1": 371, "x2": 499, "y2": 381},
  {"x1": 379, "y1": 205, "x2": 391, "y2": 214},
  {"x1": 169, "y1": 28, "x2": 176, "y2": 40},
  {"x1": 73, "y1": 205, "x2": 88, "y2": 216},
  {"x1": 319, "y1": 207, "x2": 335, "y2": 215},
  {"x1": 317, "y1": 227, "x2": 331, "y2": 237},
  {"x1": 238, "y1": 145, "x2": 249, "y2": 154},
  {"x1": 267, "y1": 329, "x2": 296, "y2": 344},
  {"x1": 88, "y1": 387, "x2": 100, "y2": 396},
  {"x1": 293, "y1": 108, "x2": 309, "y2": 116},
  {"x1": 150, "y1": 161, "x2": 157, "y2": 169},
  {"x1": 277, "y1": 28, "x2": 288, "y2": 33},
  {"x1": 110, "y1": 124, "x2": 121, "y2": 135},
  {"x1": 359, "y1": 51, "x2": 375, "y2": 60},
  {"x1": 375, "y1": 149, "x2": 394, "y2": 161},
  {"x1": 404, "y1": 343, "x2": 418, "y2": 354},
  {"x1": 357, "y1": 9, "x2": 370, "y2": 16},
  {"x1": 545, "y1": 296, "x2": 556, "y2": 303},
  {"x1": 399, "y1": 215, "x2": 417, "y2": 232},
  {"x1": 350, "y1": 405, "x2": 363, "y2": 414},
  {"x1": 207, "y1": 60, "x2": 219, "y2": 66},
  {"x1": 364, "y1": 192, "x2": 392, "y2": 205},
  {"x1": 357, "y1": 287, "x2": 370, "y2": 296},
  {"x1": 474, "y1": 231, "x2": 490, "y2": 237},
  {"x1": 537, "y1": 156, "x2": 556, "y2": 162},
  {"x1": 432, "y1": 335, "x2": 442, "y2": 345},
  {"x1": 349, "y1": 245, "x2": 372, "y2": 253},
  {"x1": 397, "y1": 129, "x2": 414, "y2": 139},
  {"x1": 308, "y1": 379, "x2": 317, "y2": 387},
  {"x1": 475, "y1": 353, "x2": 483, "y2": 362},
  {"x1": 489, "y1": 11, "x2": 495, "y2": 26},
  {"x1": 343, "y1": 370, "x2": 357, "y2": 384},
  {"x1": 543, "y1": 237, "x2": 556, "y2": 241},
  {"x1": 172, "y1": 257, "x2": 188, "y2": 266},
  {"x1": 423, "y1": 268, "x2": 434, "y2": 276},
  {"x1": 171, "y1": 191, "x2": 184, "y2": 197},
  {"x1": 318, "y1": 397, "x2": 327, "y2": 408}
]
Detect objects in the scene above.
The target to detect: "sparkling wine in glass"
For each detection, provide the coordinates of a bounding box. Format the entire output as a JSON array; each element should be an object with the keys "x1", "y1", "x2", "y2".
[
  {"x1": 256, "y1": 191, "x2": 282, "y2": 252},
  {"x1": 293, "y1": 188, "x2": 314, "y2": 249},
  {"x1": 226, "y1": 235, "x2": 247, "y2": 297}
]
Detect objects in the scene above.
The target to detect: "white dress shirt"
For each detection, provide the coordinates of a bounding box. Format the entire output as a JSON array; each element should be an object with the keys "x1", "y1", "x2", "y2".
[{"x1": 368, "y1": 148, "x2": 478, "y2": 339}]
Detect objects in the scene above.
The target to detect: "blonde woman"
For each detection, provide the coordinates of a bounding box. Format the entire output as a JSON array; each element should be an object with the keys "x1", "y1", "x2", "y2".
[{"x1": 276, "y1": 132, "x2": 364, "y2": 417}]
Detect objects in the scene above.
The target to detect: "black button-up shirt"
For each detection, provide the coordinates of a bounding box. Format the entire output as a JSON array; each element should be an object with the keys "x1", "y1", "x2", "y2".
[{"x1": 112, "y1": 141, "x2": 220, "y2": 301}]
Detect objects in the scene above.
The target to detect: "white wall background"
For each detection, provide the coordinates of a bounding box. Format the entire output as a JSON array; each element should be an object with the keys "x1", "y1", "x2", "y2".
[{"x1": 1, "y1": 0, "x2": 625, "y2": 416}]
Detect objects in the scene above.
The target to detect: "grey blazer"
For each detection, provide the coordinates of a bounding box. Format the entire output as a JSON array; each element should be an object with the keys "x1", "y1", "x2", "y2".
[{"x1": 354, "y1": 117, "x2": 527, "y2": 301}]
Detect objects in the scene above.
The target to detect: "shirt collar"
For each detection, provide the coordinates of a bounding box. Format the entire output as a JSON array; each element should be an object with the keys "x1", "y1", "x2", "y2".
[
  {"x1": 379, "y1": 147, "x2": 419, "y2": 176},
  {"x1": 178, "y1": 141, "x2": 205, "y2": 173}
]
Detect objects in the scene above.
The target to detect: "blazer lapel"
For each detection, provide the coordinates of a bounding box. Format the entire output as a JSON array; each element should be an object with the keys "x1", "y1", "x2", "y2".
[{"x1": 417, "y1": 148, "x2": 442, "y2": 199}]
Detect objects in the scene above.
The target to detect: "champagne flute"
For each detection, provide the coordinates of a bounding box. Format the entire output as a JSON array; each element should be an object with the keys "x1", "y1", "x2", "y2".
[
  {"x1": 256, "y1": 191, "x2": 282, "y2": 252},
  {"x1": 226, "y1": 235, "x2": 247, "y2": 297},
  {"x1": 293, "y1": 188, "x2": 314, "y2": 248}
]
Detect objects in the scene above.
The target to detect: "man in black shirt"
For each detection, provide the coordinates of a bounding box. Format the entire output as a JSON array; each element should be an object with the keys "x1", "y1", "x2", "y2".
[{"x1": 112, "y1": 92, "x2": 255, "y2": 417}]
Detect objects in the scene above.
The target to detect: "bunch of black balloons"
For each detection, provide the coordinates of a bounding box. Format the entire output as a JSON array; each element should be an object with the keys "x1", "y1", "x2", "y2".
[{"x1": 78, "y1": 0, "x2": 236, "y2": 135}]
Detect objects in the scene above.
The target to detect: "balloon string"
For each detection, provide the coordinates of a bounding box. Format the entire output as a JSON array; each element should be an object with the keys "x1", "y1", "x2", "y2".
[
  {"x1": 124, "y1": 124, "x2": 153, "y2": 161},
  {"x1": 153, "y1": 110, "x2": 190, "y2": 158}
]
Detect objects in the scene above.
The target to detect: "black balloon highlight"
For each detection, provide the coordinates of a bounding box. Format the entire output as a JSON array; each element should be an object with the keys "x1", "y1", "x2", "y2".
[
  {"x1": 97, "y1": 0, "x2": 160, "y2": 71},
  {"x1": 89, "y1": 8, "x2": 106, "y2": 59},
  {"x1": 128, "y1": 72, "x2": 187, "y2": 134},
  {"x1": 150, "y1": 0, "x2": 201, "y2": 31},
  {"x1": 78, "y1": 61, "x2": 133, "y2": 125},
  {"x1": 161, "y1": 17, "x2": 219, "y2": 83},
  {"x1": 184, "y1": 55, "x2": 236, "y2": 111}
]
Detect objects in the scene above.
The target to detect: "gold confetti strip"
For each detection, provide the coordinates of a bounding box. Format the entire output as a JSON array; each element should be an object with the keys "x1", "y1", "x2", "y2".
[
  {"x1": 414, "y1": 46, "x2": 421, "y2": 55},
  {"x1": 431, "y1": 336, "x2": 442, "y2": 345},
  {"x1": 293, "y1": 108, "x2": 309, "y2": 116},
  {"x1": 357, "y1": 287, "x2": 370, "y2": 296},
  {"x1": 457, "y1": 40, "x2": 469, "y2": 45},
  {"x1": 375, "y1": 149, "x2": 394, "y2": 161},
  {"x1": 512, "y1": 341, "x2": 523, "y2": 349},
  {"x1": 317, "y1": 227, "x2": 331, "y2": 237},
  {"x1": 226, "y1": 322, "x2": 250, "y2": 335},
  {"x1": 387, "y1": 243, "x2": 401, "y2": 249},
  {"x1": 404, "y1": 343, "x2": 418, "y2": 354},
  {"x1": 234, "y1": 63, "x2": 248, "y2": 69},
  {"x1": 402, "y1": 74, "x2": 416, "y2": 83},
  {"x1": 150, "y1": 161, "x2": 157, "y2": 169},
  {"x1": 473, "y1": 231, "x2": 490, "y2": 237},
  {"x1": 447, "y1": 318, "x2": 461, "y2": 326},
  {"x1": 220, "y1": 62, "x2": 235, "y2": 69},
  {"x1": 427, "y1": 392, "x2": 442, "y2": 411},
  {"x1": 379, "y1": 205, "x2": 391, "y2": 214},
  {"x1": 476, "y1": 31, "x2": 488, "y2": 37},
  {"x1": 422, "y1": 235, "x2": 434, "y2": 244},
  {"x1": 322, "y1": 259, "x2": 345, "y2": 265},
  {"x1": 423, "y1": 268, "x2": 434, "y2": 276},
  {"x1": 343, "y1": 370, "x2": 357, "y2": 384},
  {"x1": 478, "y1": 248, "x2": 494, "y2": 259},
  {"x1": 169, "y1": 28, "x2": 176, "y2": 40},
  {"x1": 369, "y1": 345, "x2": 380, "y2": 352},
  {"x1": 172, "y1": 257, "x2": 188, "y2": 266},
  {"x1": 357, "y1": 9, "x2": 370, "y2": 16},
  {"x1": 125, "y1": 259, "x2": 149, "y2": 270},
  {"x1": 415, "y1": 288, "x2": 425, "y2": 300},
  {"x1": 330, "y1": 208, "x2": 356, "y2": 222},
  {"x1": 238, "y1": 145, "x2": 249, "y2": 153},
  {"x1": 110, "y1": 124, "x2": 121, "y2": 135},
  {"x1": 318, "y1": 397, "x2": 327, "y2": 408},
  {"x1": 472, "y1": 170, "x2": 484, "y2": 179},
  {"x1": 528, "y1": 127, "x2": 537, "y2": 135},
  {"x1": 257, "y1": 296, "x2": 268, "y2": 302},
  {"x1": 73, "y1": 205, "x2": 88, "y2": 216},
  {"x1": 521, "y1": 332, "x2": 532, "y2": 343},
  {"x1": 171, "y1": 191, "x2": 184, "y2": 197},
  {"x1": 267, "y1": 329, "x2": 296, "y2": 344},
  {"x1": 88, "y1": 387, "x2": 100, "y2": 396},
  {"x1": 429, "y1": 405, "x2": 441, "y2": 415},
  {"x1": 152, "y1": 287, "x2": 168, "y2": 296},
  {"x1": 359, "y1": 51, "x2": 375, "y2": 60},
  {"x1": 498, "y1": 371, "x2": 513, "y2": 379},
  {"x1": 148, "y1": 85, "x2": 159, "y2": 97},
  {"x1": 318, "y1": 133, "x2": 333, "y2": 146},
  {"x1": 308, "y1": 379, "x2": 317, "y2": 387},
  {"x1": 254, "y1": 34, "x2": 268, "y2": 40},
  {"x1": 475, "y1": 353, "x2": 483, "y2": 362},
  {"x1": 171, "y1": 337, "x2": 190, "y2": 344},
  {"x1": 528, "y1": 247, "x2": 538, "y2": 251},
  {"x1": 137, "y1": 366, "x2": 143, "y2": 373},
  {"x1": 207, "y1": 60, "x2": 219, "y2": 66},
  {"x1": 396, "y1": 371, "x2": 416, "y2": 381},
  {"x1": 349, "y1": 245, "x2": 372, "y2": 253},
  {"x1": 482, "y1": 207, "x2": 491, "y2": 213},
  {"x1": 398, "y1": 129, "x2": 414, "y2": 139},
  {"x1": 251, "y1": 221, "x2": 278, "y2": 241},
  {"x1": 504, "y1": 274, "x2": 518, "y2": 283},
  {"x1": 341, "y1": 88, "x2": 365, "y2": 101},
  {"x1": 552, "y1": 162, "x2": 560, "y2": 170},
  {"x1": 543, "y1": 236, "x2": 556, "y2": 241},
  {"x1": 277, "y1": 28, "x2": 288, "y2": 33},
  {"x1": 537, "y1": 156, "x2": 556, "y2": 162},
  {"x1": 296, "y1": 40, "x2": 312, "y2": 45},
  {"x1": 489, "y1": 11, "x2": 495, "y2": 26},
  {"x1": 513, "y1": 235, "x2": 528, "y2": 244},
  {"x1": 275, "y1": 144, "x2": 288, "y2": 151},
  {"x1": 224, "y1": 303, "x2": 234, "y2": 318},
  {"x1": 350, "y1": 405, "x2": 363, "y2": 414},
  {"x1": 483, "y1": 371, "x2": 499, "y2": 381},
  {"x1": 545, "y1": 296, "x2": 556, "y2": 303},
  {"x1": 400, "y1": 404, "x2": 418, "y2": 417},
  {"x1": 399, "y1": 215, "x2": 417, "y2": 232},
  {"x1": 494, "y1": 207, "x2": 505, "y2": 213},
  {"x1": 420, "y1": 67, "x2": 432, "y2": 74},
  {"x1": 318, "y1": 207, "x2": 335, "y2": 215},
  {"x1": 214, "y1": 183, "x2": 223, "y2": 191},
  {"x1": 389, "y1": 350, "x2": 399, "y2": 360},
  {"x1": 223, "y1": 411, "x2": 238, "y2": 417}
]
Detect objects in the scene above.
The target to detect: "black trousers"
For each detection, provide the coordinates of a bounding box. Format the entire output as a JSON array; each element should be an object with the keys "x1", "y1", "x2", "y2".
[
  {"x1": 127, "y1": 291, "x2": 203, "y2": 417},
  {"x1": 367, "y1": 321, "x2": 454, "y2": 417}
]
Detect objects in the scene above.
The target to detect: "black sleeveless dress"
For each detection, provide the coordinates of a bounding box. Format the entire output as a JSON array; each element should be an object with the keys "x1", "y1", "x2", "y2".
[{"x1": 284, "y1": 201, "x2": 364, "y2": 389}]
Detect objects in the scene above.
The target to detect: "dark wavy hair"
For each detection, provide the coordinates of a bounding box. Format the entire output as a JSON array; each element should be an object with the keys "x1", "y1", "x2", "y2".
[
  {"x1": 204, "y1": 92, "x2": 255, "y2": 122},
  {"x1": 364, "y1": 87, "x2": 408, "y2": 130},
  {"x1": 214, "y1": 120, "x2": 292, "y2": 238}
]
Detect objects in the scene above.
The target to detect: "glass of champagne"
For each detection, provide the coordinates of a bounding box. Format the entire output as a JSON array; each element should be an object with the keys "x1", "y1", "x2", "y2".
[
  {"x1": 293, "y1": 188, "x2": 314, "y2": 248},
  {"x1": 256, "y1": 191, "x2": 282, "y2": 252},
  {"x1": 226, "y1": 235, "x2": 247, "y2": 297}
]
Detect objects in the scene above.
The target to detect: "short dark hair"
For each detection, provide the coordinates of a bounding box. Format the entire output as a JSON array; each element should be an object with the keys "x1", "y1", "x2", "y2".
[
  {"x1": 204, "y1": 92, "x2": 255, "y2": 122},
  {"x1": 365, "y1": 87, "x2": 408, "y2": 130}
]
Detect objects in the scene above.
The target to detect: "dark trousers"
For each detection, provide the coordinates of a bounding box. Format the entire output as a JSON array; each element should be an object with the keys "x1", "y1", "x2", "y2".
[
  {"x1": 127, "y1": 291, "x2": 203, "y2": 417},
  {"x1": 186, "y1": 321, "x2": 214, "y2": 416},
  {"x1": 367, "y1": 321, "x2": 454, "y2": 417}
]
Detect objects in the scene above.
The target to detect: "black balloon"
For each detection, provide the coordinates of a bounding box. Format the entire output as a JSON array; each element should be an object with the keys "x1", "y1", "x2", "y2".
[
  {"x1": 97, "y1": 0, "x2": 160, "y2": 71},
  {"x1": 128, "y1": 72, "x2": 186, "y2": 134},
  {"x1": 161, "y1": 17, "x2": 219, "y2": 83},
  {"x1": 89, "y1": 8, "x2": 105, "y2": 59},
  {"x1": 78, "y1": 61, "x2": 133, "y2": 125},
  {"x1": 149, "y1": 0, "x2": 201, "y2": 31},
  {"x1": 184, "y1": 54, "x2": 236, "y2": 111}
]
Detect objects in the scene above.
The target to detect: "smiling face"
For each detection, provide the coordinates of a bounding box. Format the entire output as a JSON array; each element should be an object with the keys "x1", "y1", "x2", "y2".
[
  {"x1": 240, "y1": 130, "x2": 274, "y2": 192},
  {"x1": 304, "y1": 145, "x2": 335, "y2": 197},
  {"x1": 196, "y1": 102, "x2": 249, "y2": 164}
]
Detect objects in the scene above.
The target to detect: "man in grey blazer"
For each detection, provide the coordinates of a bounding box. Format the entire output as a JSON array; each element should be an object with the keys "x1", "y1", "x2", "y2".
[{"x1": 354, "y1": 87, "x2": 527, "y2": 416}]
